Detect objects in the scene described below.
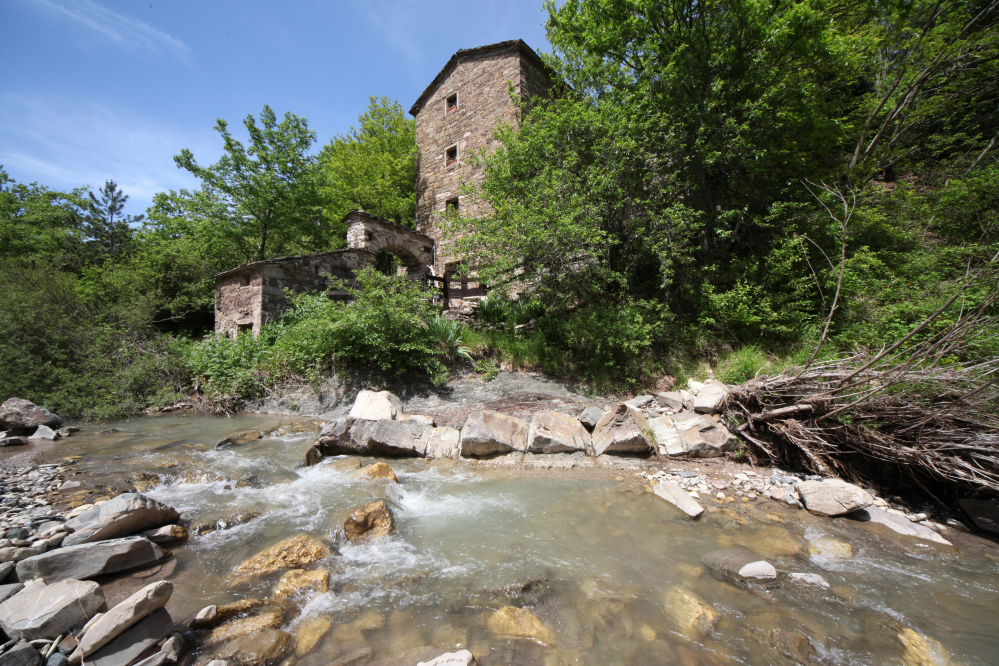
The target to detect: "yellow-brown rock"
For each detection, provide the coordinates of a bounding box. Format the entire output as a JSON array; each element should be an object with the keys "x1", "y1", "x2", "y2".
[
  {"x1": 216, "y1": 629, "x2": 291, "y2": 666},
  {"x1": 485, "y1": 606, "x2": 556, "y2": 646},
  {"x1": 271, "y1": 569, "x2": 329, "y2": 598},
  {"x1": 294, "y1": 617, "x2": 332, "y2": 657},
  {"x1": 205, "y1": 608, "x2": 284, "y2": 645},
  {"x1": 329, "y1": 458, "x2": 362, "y2": 471},
  {"x1": 899, "y1": 627, "x2": 952, "y2": 666},
  {"x1": 216, "y1": 430, "x2": 264, "y2": 448},
  {"x1": 664, "y1": 587, "x2": 719, "y2": 636},
  {"x1": 344, "y1": 500, "x2": 393, "y2": 540},
  {"x1": 331, "y1": 610, "x2": 384, "y2": 644},
  {"x1": 356, "y1": 461, "x2": 398, "y2": 482},
  {"x1": 230, "y1": 535, "x2": 330, "y2": 580},
  {"x1": 807, "y1": 536, "x2": 853, "y2": 559},
  {"x1": 190, "y1": 598, "x2": 267, "y2": 629}
]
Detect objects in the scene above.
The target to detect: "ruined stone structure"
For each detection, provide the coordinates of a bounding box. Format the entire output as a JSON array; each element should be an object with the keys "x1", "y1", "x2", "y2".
[
  {"x1": 214, "y1": 211, "x2": 434, "y2": 337},
  {"x1": 410, "y1": 40, "x2": 553, "y2": 274}
]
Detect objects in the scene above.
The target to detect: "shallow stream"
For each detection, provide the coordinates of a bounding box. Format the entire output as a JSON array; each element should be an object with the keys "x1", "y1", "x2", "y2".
[{"x1": 45, "y1": 414, "x2": 999, "y2": 665}]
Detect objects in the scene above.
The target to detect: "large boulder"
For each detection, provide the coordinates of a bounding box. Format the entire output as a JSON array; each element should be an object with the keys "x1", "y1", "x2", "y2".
[
  {"x1": 526, "y1": 412, "x2": 590, "y2": 454},
  {"x1": 702, "y1": 547, "x2": 777, "y2": 583},
  {"x1": 367, "y1": 420, "x2": 429, "y2": 457},
  {"x1": 852, "y1": 507, "x2": 952, "y2": 545},
  {"x1": 590, "y1": 403, "x2": 653, "y2": 456},
  {"x1": 344, "y1": 501, "x2": 393, "y2": 540},
  {"x1": 797, "y1": 479, "x2": 873, "y2": 516},
  {"x1": 28, "y1": 426, "x2": 59, "y2": 441},
  {"x1": 64, "y1": 494, "x2": 180, "y2": 547},
  {"x1": 0, "y1": 579, "x2": 105, "y2": 640},
  {"x1": 653, "y1": 481, "x2": 704, "y2": 519},
  {"x1": 459, "y1": 411, "x2": 528, "y2": 457},
  {"x1": 229, "y1": 535, "x2": 329, "y2": 581},
  {"x1": 77, "y1": 581, "x2": 172, "y2": 658},
  {"x1": 315, "y1": 418, "x2": 376, "y2": 456},
  {"x1": 16, "y1": 537, "x2": 166, "y2": 583},
  {"x1": 693, "y1": 380, "x2": 729, "y2": 414},
  {"x1": 651, "y1": 413, "x2": 737, "y2": 457},
  {"x1": 423, "y1": 427, "x2": 461, "y2": 459},
  {"x1": 348, "y1": 390, "x2": 402, "y2": 421},
  {"x1": 0, "y1": 399, "x2": 64, "y2": 430},
  {"x1": 958, "y1": 498, "x2": 999, "y2": 535}
]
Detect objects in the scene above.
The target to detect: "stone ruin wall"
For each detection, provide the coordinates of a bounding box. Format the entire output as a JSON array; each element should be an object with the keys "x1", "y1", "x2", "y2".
[
  {"x1": 344, "y1": 211, "x2": 435, "y2": 277},
  {"x1": 215, "y1": 249, "x2": 376, "y2": 337}
]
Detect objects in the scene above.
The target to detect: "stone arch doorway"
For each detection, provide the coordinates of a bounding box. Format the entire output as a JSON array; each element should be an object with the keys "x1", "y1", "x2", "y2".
[{"x1": 344, "y1": 210, "x2": 434, "y2": 277}]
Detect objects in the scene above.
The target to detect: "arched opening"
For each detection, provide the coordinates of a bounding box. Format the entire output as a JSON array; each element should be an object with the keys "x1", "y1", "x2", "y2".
[{"x1": 375, "y1": 250, "x2": 401, "y2": 276}]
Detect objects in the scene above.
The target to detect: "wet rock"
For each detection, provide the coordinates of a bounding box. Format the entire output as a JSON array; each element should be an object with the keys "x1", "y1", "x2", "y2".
[
  {"x1": 702, "y1": 547, "x2": 777, "y2": 583},
  {"x1": 348, "y1": 390, "x2": 402, "y2": 421},
  {"x1": 591, "y1": 403, "x2": 653, "y2": 456},
  {"x1": 85, "y1": 607, "x2": 173, "y2": 666},
  {"x1": 771, "y1": 628, "x2": 812, "y2": 663},
  {"x1": 0, "y1": 642, "x2": 40, "y2": 666},
  {"x1": 0, "y1": 399, "x2": 64, "y2": 430},
  {"x1": 692, "y1": 380, "x2": 728, "y2": 415},
  {"x1": 329, "y1": 648, "x2": 373, "y2": 666},
  {"x1": 189, "y1": 599, "x2": 266, "y2": 630},
  {"x1": 271, "y1": 569, "x2": 328, "y2": 598},
  {"x1": 367, "y1": 420, "x2": 429, "y2": 457},
  {"x1": 787, "y1": 573, "x2": 830, "y2": 589},
  {"x1": 663, "y1": 587, "x2": 718, "y2": 636},
  {"x1": 0, "y1": 579, "x2": 105, "y2": 640},
  {"x1": 301, "y1": 444, "x2": 323, "y2": 467},
  {"x1": 229, "y1": 535, "x2": 329, "y2": 581},
  {"x1": 293, "y1": 617, "x2": 331, "y2": 657},
  {"x1": 423, "y1": 427, "x2": 461, "y2": 460},
  {"x1": 343, "y1": 501, "x2": 393, "y2": 540},
  {"x1": 204, "y1": 608, "x2": 283, "y2": 645},
  {"x1": 28, "y1": 427, "x2": 59, "y2": 442},
  {"x1": 0, "y1": 437, "x2": 29, "y2": 447},
  {"x1": 328, "y1": 458, "x2": 362, "y2": 472},
  {"x1": 526, "y1": 412, "x2": 589, "y2": 454},
  {"x1": 356, "y1": 462, "x2": 397, "y2": 482},
  {"x1": 215, "y1": 431, "x2": 263, "y2": 449},
  {"x1": 64, "y1": 494, "x2": 180, "y2": 547},
  {"x1": 331, "y1": 610, "x2": 382, "y2": 643},
  {"x1": 653, "y1": 481, "x2": 704, "y2": 519},
  {"x1": 78, "y1": 581, "x2": 172, "y2": 658},
  {"x1": 897, "y1": 626, "x2": 951, "y2": 666},
  {"x1": 191, "y1": 512, "x2": 260, "y2": 536},
  {"x1": 15, "y1": 536, "x2": 166, "y2": 584},
  {"x1": 957, "y1": 498, "x2": 999, "y2": 535},
  {"x1": 852, "y1": 507, "x2": 953, "y2": 545},
  {"x1": 656, "y1": 391, "x2": 685, "y2": 411},
  {"x1": 806, "y1": 536, "x2": 853, "y2": 560},
  {"x1": 139, "y1": 526, "x2": 187, "y2": 546},
  {"x1": 797, "y1": 479, "x2": 872, "y2": 516},
  {"x1": 417, "y1": 651, "x2": 475, "y2": 666},
  {"x1": 484, "y1": 606, "x2": 555, "y2": 646},
  {"x1": 577, "y1": 407, "x2": 604, "y2": 432},
  {"x1": 316, "y1": 418, "x2": 376, "y2": 456},
  {"x1": 459, "y1": 411, "x2": 528, "y2": 456},
  {"x1": 0, "y1": 584, "x2": 23, "y2": 603}
]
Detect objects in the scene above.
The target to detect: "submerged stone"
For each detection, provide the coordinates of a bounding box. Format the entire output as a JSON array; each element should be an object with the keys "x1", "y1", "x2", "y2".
[
  {"x1": 663, "y1": 587, "x2": 718, "y2": 636},
  {"x1": 356, "y1": 461, "x2": 398, "y2": 482},
  {"x1": 271, "y1": 569, "x2": 329, "y2": 598},
  {"x1": 293, "y1": 617, "x2": 331, "y2": 657},
  {"x1": 229, "y1": 535, "x2": 329, "y2": 581},
  {"x1": 215, "y1": 430, "x2": 263, "y2": 449},
  {"x1": 485, "y1": 606, "x2": 555, "y2": 646},
  {"x1": 204, "y1": 608, "x2": 283, "y2": 645},
  {"x1": 344, "y1": 501, "x2": 393, "y2": 540}
]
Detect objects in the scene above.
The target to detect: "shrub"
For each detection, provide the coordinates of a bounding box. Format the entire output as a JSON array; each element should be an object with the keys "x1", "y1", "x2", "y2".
[{"x1": 426, "y1": 314, "x2": 473, "y2": 364}]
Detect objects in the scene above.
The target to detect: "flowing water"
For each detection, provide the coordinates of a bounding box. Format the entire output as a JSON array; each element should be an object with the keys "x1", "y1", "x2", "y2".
[{"x1": 46, "y1": 414, "x2": 999, "y2": 665}]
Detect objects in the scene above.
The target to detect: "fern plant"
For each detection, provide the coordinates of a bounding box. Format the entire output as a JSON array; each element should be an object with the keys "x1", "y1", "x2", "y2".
[{"x1": 426, "y1": 314, "x2": 473, "y2": 364}]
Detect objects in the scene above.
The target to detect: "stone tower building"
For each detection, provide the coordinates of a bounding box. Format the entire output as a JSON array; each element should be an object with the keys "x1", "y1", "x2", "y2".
[{"x1": 410, "y1": 40, "x2": 552, "y2": 275}]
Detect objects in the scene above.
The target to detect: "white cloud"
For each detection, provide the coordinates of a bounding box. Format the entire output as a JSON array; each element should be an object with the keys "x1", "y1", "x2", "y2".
[
  {"x1": 31, "y1": 0, "x2": 188, "y2": 59},
  {"x1": 0, "y1": 93, "x2": 216, "y2": 214}
]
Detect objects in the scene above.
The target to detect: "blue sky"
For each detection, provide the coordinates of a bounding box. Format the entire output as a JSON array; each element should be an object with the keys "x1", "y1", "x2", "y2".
[{"x1": 1, "y1": 0, "x2": 552, "y2": 216}]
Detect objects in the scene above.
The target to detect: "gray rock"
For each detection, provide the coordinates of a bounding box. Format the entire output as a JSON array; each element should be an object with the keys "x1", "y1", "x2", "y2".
[
  {"x1": 797, "y1": 479, "x2": 873, "y2": 516},
  {"x1": 137, "y1": 526, "x2": 187, "y2": 546},
  {"x1": 45, "y1": 655, "x2": 67, "y2": 666},
  {"x1": 0, "y1": 643, "x2": 40, "y2": 666},
  {"x1": 624, "y1": 395, "x2": 654, "y2": 408},
  {"x1": 367, "y1": 420, "x2": 429, "y2": 457},
  {"x1": 852, "y1": 507, "x2": 952, "y2": 545},
  {"x1": 16, "y1": 537, "x2": 166, "y2": 583},
  {"x1": 526, "y1": 412, "x2": 589, "y2": 454},
  {"x1": 0, "y1": 561, "x2": 14, "y2": 585},
  {"x1": 417, "y1": 651, "x2": 475, "y2": 666},
  {"x1": 348, "y1": 390, "x2": 402, "y2": 421},
  {"x1": 78, "y1": 582, "x2": 172, "y2": 657},
  {"x1": 214, "y1": 431, "x2": 262, "y2": 449},
  {"x1": 4, "y1": 532, "x2": 27, "y2": 542},
  {"x1": 656, "y1": 391, "x2": 685, "y2": 411},
  {"x1": 0, "y1": 438, "x2": 29, "y2": 447},
  {"x1": 86, "y1": 608, "x2": 173, "y2": 666},
  {"x1": 315, "y1": 418, "x2": 375, "y2": 456},
  {"x1": 27, "y1": 428, "x2": 58, "y2": 442},
  {"x1": 0, "y1": 579, "x2": 105, "y2": 640},
  {"x1": 591, "y1": 403, "x2": 653, "y2": 456},
  {"x1": 64, "y1": 495, "x2": 180, "y2": 547},
  {"x1": 655, "y1": 412, "x2": 737, "y2": 457},
  {"x1": 577, "y1": 407, "x2": 604, "y2": 432},
  {"x1": 131, "y1": 633, "x2": 184, "y2": 666},
  {"x1": 693, "y1": 380, "x2": 729, "y2": 414},
  {"x1": 787, "y1": 573, "x2": 829, "y2": 589},
  {"x1": 459, "y1": 411, "x2": 528, "y2": 456},
  {"x1": 0, "y1": 584, "x2": 23, "y2": 604},
  {"x1": 422, "y1": 427, "x2": 461, "y2": 460},
  {"x1": 0, "y1": 400, "x2": 64, "y2": 430},
  {"x1": 0, "y1": 547, "x2": 46, "y2": 564},
  {"x1": 702, "y1": 547, "x2": 777, "y2": 583},
  {"x1": 653, "y1": 481, "x2": 704, "y2": 519},
  {"x1": 958, "y1": 498, "x2": 999, "y2": 535}
]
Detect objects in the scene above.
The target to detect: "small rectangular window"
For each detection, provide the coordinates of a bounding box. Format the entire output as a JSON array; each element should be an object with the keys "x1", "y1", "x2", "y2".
[
  {"x1": 445, "y1": 197, "x2": 459, "y2": 214},
  {"x1": 445, "y1": 145, "x2": 458, "y2": 166},
  {"x1": 446, "y1": 93, "x2": 458, "y2": 113},
  {"x1": 237, "y1": 323, "x2": 253, "y2": 336}
]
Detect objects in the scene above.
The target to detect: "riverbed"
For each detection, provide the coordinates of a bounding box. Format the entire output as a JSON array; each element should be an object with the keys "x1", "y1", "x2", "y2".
[{"x1": 39, "y1": 413, "x2": 999, "y2": 665}]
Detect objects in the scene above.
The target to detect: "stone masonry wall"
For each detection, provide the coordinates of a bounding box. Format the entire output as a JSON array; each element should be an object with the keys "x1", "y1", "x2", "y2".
[
  {"x1": 344, "y1": 210, "x2": 435, "y2": 275},
  {"x1": 215, "y1": 268, "x2": 264, "y2": 338}
]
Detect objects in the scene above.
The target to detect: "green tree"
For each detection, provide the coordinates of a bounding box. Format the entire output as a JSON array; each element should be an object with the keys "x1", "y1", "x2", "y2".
[
  {"x1": 0, "y1": 166, "x2": 87, "y2": 264},
  {"x1": 319, "y1": 97, "x2": 417, "y2": 227},
  {"x1": 172, "y1": 105, "x2": 327, "y2": 262},
  {"x1": 83, "y1": 179, "x2": 140, "y2": 262}
]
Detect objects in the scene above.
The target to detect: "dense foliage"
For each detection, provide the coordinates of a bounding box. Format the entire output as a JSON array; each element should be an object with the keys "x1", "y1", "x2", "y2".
[{"x1": 2, "y1": 0, "x2": 997, "y2": 417}]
